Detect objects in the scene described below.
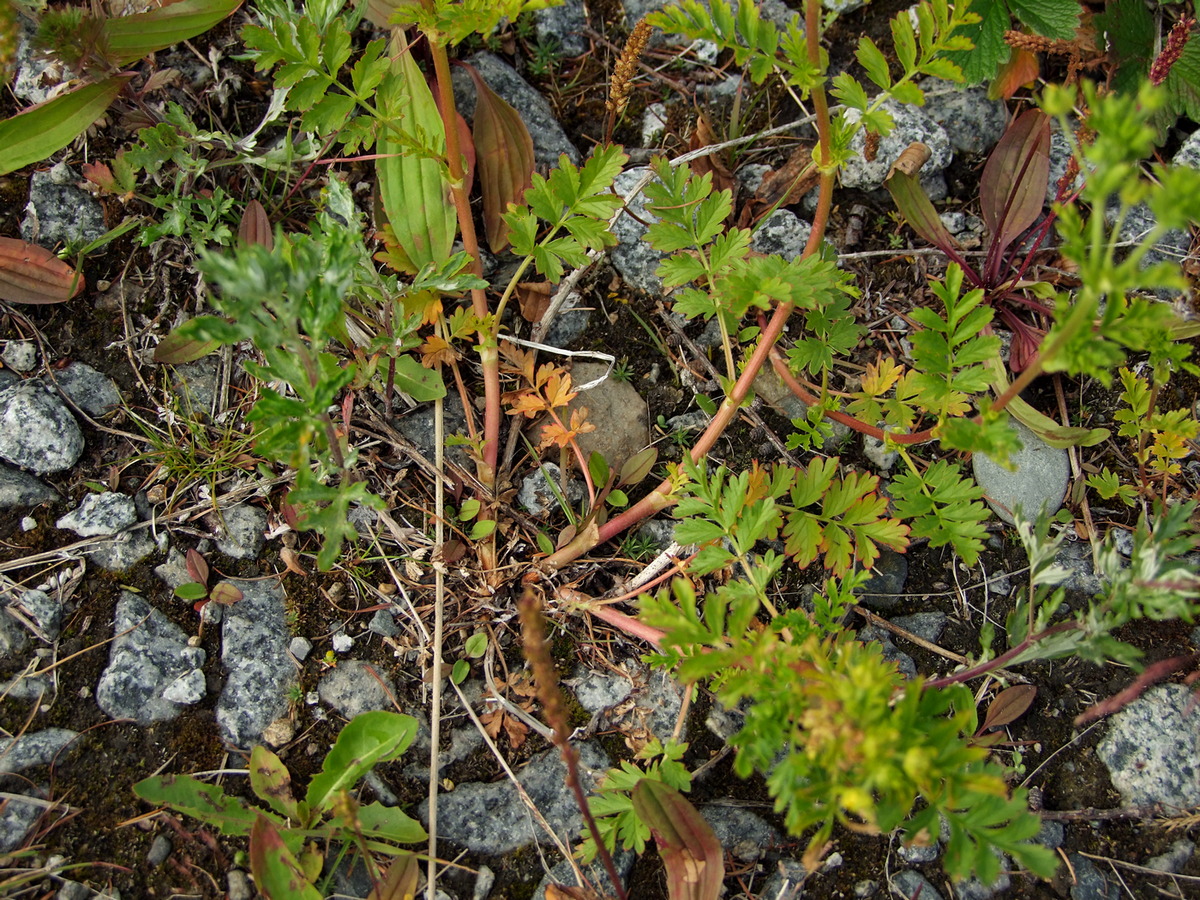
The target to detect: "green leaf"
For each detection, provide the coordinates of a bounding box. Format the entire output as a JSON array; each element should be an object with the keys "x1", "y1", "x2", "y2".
[
  {"x1": 856, "y1": 37, "x2": 892, "y2": 90},
  {"x1": 464, "y1": 632, "x2": 488, "y2": 658},
  {"x1": 943, "y1": 0, "x2": 1011, "y2": 85},
  {"x1": 608, "y1": 489, "x2": 630, "y2": 508},
  {"x1": 1007, "y1": 0, "x2": 1080, "y2": 41},
  {"x1": 173, "y1": 582, "x2": 208, "y2": 601},
  {"x1": 250, "y1": 815, "x2": 322, "y2": 900},
  {"x1": 376, "y1": 41, "x2": 456, "y2": 273},
  {"x1": 133, "y1": 774, "x2": 272, "y2": 836},
  {"x1": 0, "y1": 76, "x2": 133, "y2": 176},
  {"x1": 1095, "y1": 0, "x2": 1154, "y2": 95},
  {"x1": 469, "y1": 519, "x2": 497, "y2": 540},
  {"x1": 588, "y1": 452, "x2": 610, "y2": 490},
  {"x1": 104, "y1": 0, "x2": 243, "y2": 67},
  {"x1": 451, "y1": 659, "x2": 469, "y2": 684},
  {"x1": 305, "y1": 712, "x2": 418, "y2": 813},
  {"x1": 390, "y1": 355, "x2": 445, "y2": 402}
]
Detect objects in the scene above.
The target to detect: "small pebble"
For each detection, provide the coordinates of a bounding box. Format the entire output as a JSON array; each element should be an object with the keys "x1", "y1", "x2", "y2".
[
  {"x1": 227, "y1": 869, "x2": 252, "y2": 900},
  {"x1": 147, "y1": 833, "x2": 172, "y2": 866},
  {"x1": 289, "y1": 636, "x2": 313, "y2": 660},
  {"x1": 20, "y1": 517, "x2": 36, "y2": 531},
  {"x1": 332, "y1": 632, "x2": 354, "y2": 653}
]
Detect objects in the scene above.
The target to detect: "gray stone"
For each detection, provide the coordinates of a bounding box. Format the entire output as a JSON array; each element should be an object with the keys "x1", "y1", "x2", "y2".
[
  {"x1": 211, "y1": 504, "x2": 267, "y2": 559},
  {"x1": 534, "y1": 849, "x2": 635, "y2": 900},
  {"x1": 0, "y1": 672, "x2": 51, "y2": 702},
  {"x1": 0, "y1": 787, "x2": 46, "y2": 854},
  {"x1": 1110, "y1": 527, "x2": 1134, "y2": 557},
  {"x1": 702, "y1": 806, "x2": 782, "y2": 860},
  {"x1": 842, "y1": 102, "x2": 953, "y2": 190},
  {"x1": 0, "y1": 728, "x2": 78, "y2": 776},
  {"x1": 954, "y1": 853, "x2": 1010, "y2": 900},
  {"x1": 920, "y1": 79, "x2": 1008, "y2": 155},
  {"x1": 154, "y1": 548, "x2": 192, "y2": 590},
  {"x1": 1, "y1": 341, "x2": 37, "y2": 373},
  {"x1": 611, "y1": 167, "x2": 667, "y2": 295},
  {"x1": 642, "y1": 102, "x2": 669, "y2": 146},
  {"x1": 455, "y1": 52, "x2": 579, "y2": 166},
  {"x1": 568, "y1": 668, "x2": 633, "y2": 713},
  {"x1": 823, "y1": 0, "x2": 865, "y2": 13},
  {"x1": 751, "y1": 367, "x2": 850, "y2": 449},
  {"x1": 864, "y1": 433, "x2": 898, "y2": 471},
  {"x1": 1054, "y1": 540, "x2": 1107, "y2": 597},
  {"x1": 169, "y1": 358, "x2": 220, "y2": 417},
  {"x1": 897, "y1": 838, "x2": 939, "y2": 864},
  {"x1": 1111, "y1": 202, "x2": 1191, "y2": 294},
  {"x1": 0, "y1": 610, "x2": 29, "y2": 658},
  {"x1": 9, "y1": 588, "x2": 63, "y2": 640},
  {"x1": 1035, "y1": 820, "x2": 1064, "y2": 850},
  {"x1": 162, "y1": 669, "x2": 206, "y2": 705},
  {"x1": 636, "y1": 667, "x2": 686, "y2": 742},
  {"x1": 1145, "y1": 838, "x2": 1194, "y2": 873},
  {"x1": 368, "y1": 609, "x2": 398, "y2": 638},
  {"x1": 86, "y1": 530, "x2": 156, "y2": 572},
  {"x1": 567, "y1": 362, "x2": 650, "y2": 470},
  {"x1": 892, "y1": 612, "x2": 947, "y2": 644},
  {"x1": 423, "y1": 741, "x2": 609, "y2": 853},
  {"x1": 518, "y1": 462, "x2": 584, "y2": 517},
  {"x1": 750, "y1": 209, "x2": 813, "y2": 261},
  {"x1": 318, "y1": 660, "x2": 395, "y2": 719},
  {"x1": 472, "y1": 865, "x2": 496, "y2": 900},
  {"x1": 532, "y1": 0, "x2": 587, "y2": 57},
  {"x1": 1047, "y1": 125, "x2": 1086, "y2": 205},
  {"x1": 57, "y1": 881, "x2": 92, "y2": 900},
  {"x1": 855, "y1": 549, "x2": 909, "y2": 609},
  {"x1": 397, "y1": 392, "x2": 471, "y2": 470},
  {"x1": 972, "y1": 418, "x2": 1069, "y2": 525},
  {"x1": 96, "y1": 592, "x2": 206, "y2": 725},
  {"x1": 52, "y1": 363, "x2": 122, "y2": 416},
  {"x1": 147, "y1": 834, "x2": 172, "y2": 867},
  {"x1": 0, "y1": 370, "x2": 17, "y2": 392},
  {"x1": 12, "y1": 19, "x2": 60, "y2": 105},
  {"x1": 227, "y1": 870, "x2": 253, "y2": 900},
  {"x1": 1174, "y1": 129, "x2": 1200, "y2": 170},
  {"x1": 0, "y1": 463, "x2": 58, "y2": 508},
  {"x1": 0, "y1": 382, "x2": 84, "y2": 474},
  {"x1": 855, "y1": 881, "x2": 880, "y2": 898},
  {"x1": 1067, "y1": 853, "x2": 1118, "y2": 900},
  {"x1": 57, "y1": 492, "x2": 137, "y2": 538},
  {"x1": 217, "y1": 579, "x2": 295, "y2": 748},
  {"x1": 542, "y1": 292, "x2": 592, "y2": 348},
  {"x1": 289, "y1": 636, "x2": 313, "y2": 661},
  {"x1": 21, "y1": 164, "x2": 106, "y2": 250},
  {"x1": 1097, "y1": 684, "x2": 1200, "y2": 809},
  {"x1": 891, "y1": 870, "x2": 945, "y2": 900}
]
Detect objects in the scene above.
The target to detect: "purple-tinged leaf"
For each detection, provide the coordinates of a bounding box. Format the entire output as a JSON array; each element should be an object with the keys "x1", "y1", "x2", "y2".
[
  {"x1": 464, "y1": 64, "x2": 534, "y2": 253},
  {"x1": 0, "y1": 237, "x2": 84, "y2": 304},
  {"x1": 185, "y1": 548, "x2": 209, "y2": 587},
  {"x1": 249, "y1": 814, "x2": 322, "y2": 900},
  {"x1": 238, "y1": 199, "x2": 273, "y2": 249},
  {"x1": 979, "y1": 109, "x2": 1051, "y2": 256},
  {"x1": 631, "y1": 780, "x2": 723, "y2": 900},
  {"x1": 980, "y1": 684, "x2": 1037, "y2": 732}
]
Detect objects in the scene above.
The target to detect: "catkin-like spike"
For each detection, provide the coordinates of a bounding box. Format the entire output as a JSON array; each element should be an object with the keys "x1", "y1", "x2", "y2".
[
  {"x1": 607, "y1": 18, "x2": 653, "y2": 119},
  {"x1": 1150, "y1": 17, "x2": 1196, "y2": 86},
  {"x1": 1003, "y1": 30, "x2": 1055, "y2": 53},
  {"x1": 518, "y1": 588, "x2": 569, "y2": 741}
]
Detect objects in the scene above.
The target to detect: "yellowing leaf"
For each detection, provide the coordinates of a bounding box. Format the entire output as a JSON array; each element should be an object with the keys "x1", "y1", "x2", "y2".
[{"x1": 861, "y1": 357, "x2": 905, "y2": 397}]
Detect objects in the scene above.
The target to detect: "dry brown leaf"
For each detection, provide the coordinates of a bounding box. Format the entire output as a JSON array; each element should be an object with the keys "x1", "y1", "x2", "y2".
[
  {"x1": 517, "y1": 281, "x2": 553, "y2": 324},
  {"x1": 280, "y1": 547, "x2": 308, "y2": 577},
  {"x1": 238, "y1": 199, "x2": 273, "y2": 249}
]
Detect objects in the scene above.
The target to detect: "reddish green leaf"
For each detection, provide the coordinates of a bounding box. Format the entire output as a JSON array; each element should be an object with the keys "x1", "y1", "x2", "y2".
[
  {"x1": 884, "y1": 146, "x2": 959, "y2": 254},
  {"x1": 979, "y1": 109, "x2": 1050, "y2": 255},
  {"x1": 463, "y1": 63, "x2": 534, "y2": 253},
  {"x1": 208, "y1": 581, "x2": 244, "y2": 606},
  {"x1": 618, "y1": 446, "x2": 658, "y2": 486},
  {"x1": 376, "y1": 38, "x2": 456, "y2": 273},
  {"x1": 980, "y1": 684, "x2": 1038, "y2": 733},
  {"x1": 103, "y1": 0, "x2": 243, "y2": 67},
  {"x1": 249, "y1": 745, "x2": 300, "y2": 821},
  {"x1": 0, "y1": 76, "x2": 132, "y2": 176},
  {"x1": 631, "y1": 780, "x2": 723, "y2": 900},
  {"x1": 249, "y1": 815, "x2": 322, "y2": 900},
  {"x1": 988, "y1": 47, "x2": 1040, "y2": 101},
  {"x1": 185, "y1": 548, "x2": 209, "y2": 586},
  {"x1": 0, "y1": 237, "x2": 84, "y2": 304},
  {"x1": 153, "y1": 319, "x2": 221, "y2": 364},
  {"x1": 238, "y1": 199, "x2": 273, "y2": 249}
]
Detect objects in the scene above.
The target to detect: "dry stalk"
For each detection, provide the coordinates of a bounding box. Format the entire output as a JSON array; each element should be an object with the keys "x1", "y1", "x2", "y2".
[
  {"x1": 427, "y1": 394, "x2": 446, "y2": 900},
  {"x1": 519, "y1": 588, "x2": 628, "y2": 900}
]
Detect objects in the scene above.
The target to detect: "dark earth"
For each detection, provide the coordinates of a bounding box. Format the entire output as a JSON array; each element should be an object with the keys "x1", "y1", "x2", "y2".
[{"x1": 2, "y1": 0, "x2": 1200, "y2": 898}]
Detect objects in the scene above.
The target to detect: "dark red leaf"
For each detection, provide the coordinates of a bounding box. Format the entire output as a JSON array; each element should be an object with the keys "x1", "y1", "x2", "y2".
[
  {"x1": 980, "y1": 109, "x2": 1051, "y2": 256},
  {"x1": 463, "y1": 64, "x2": 533, "y2": 253}
]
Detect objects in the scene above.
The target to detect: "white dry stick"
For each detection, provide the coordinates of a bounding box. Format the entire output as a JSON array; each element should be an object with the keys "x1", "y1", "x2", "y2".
[{"x1": 427, "y1": 394, "x2": 446, "y2": 900}]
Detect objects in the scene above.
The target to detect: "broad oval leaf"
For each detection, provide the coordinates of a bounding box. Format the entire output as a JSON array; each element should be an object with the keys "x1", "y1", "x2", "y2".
[
  {"x1": 618, "y1": 446, "x2": 658, "y2": 486},
  {"x1": 208, "y1": 581, "x2": 244, "y2": 605},
  {"x1": 0, "y1": 76, "x2": 132, "y2": 177},
  {"x1": 392, "y1": 354, "x2": 446, "y2": 402},
  {"x1": 979, "y1": 109, "x2": 1051, "y2": 255},
  {"x1": 0, "y1": 237, "x2": 84, "y2": 303},
  {"x1": 305, "y1": 711, "x2": 418, "y2": 813},
  {"x1": 463, "y1": 63, "x2": 534, "y2": 253},
  {"x1": 249, "y1": 814, "x2": 322, "y2": 900},
  {"x1": 980, "y1": 684, "x2": 1038, "y2": 732},
  {"x1": 103, "y1": 0, "x2": 244, "y2": 67},
  {"x1": 376, "y1": 37, "x2": 456, "y2": 274},
  {"x1": 185, "y1": 548, "x2": 209, "y2": 586},
  {"x1": 249, "y1": 745, "x2": 300, "y2": 820}
]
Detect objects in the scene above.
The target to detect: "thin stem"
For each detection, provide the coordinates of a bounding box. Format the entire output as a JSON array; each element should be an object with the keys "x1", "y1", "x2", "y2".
[
  {"x1": 923, "y1": 621, "x2": 1077, "y2": 689},
  {"x1": 426, "y1": 394, "x2": 445, "y2": 900}
]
